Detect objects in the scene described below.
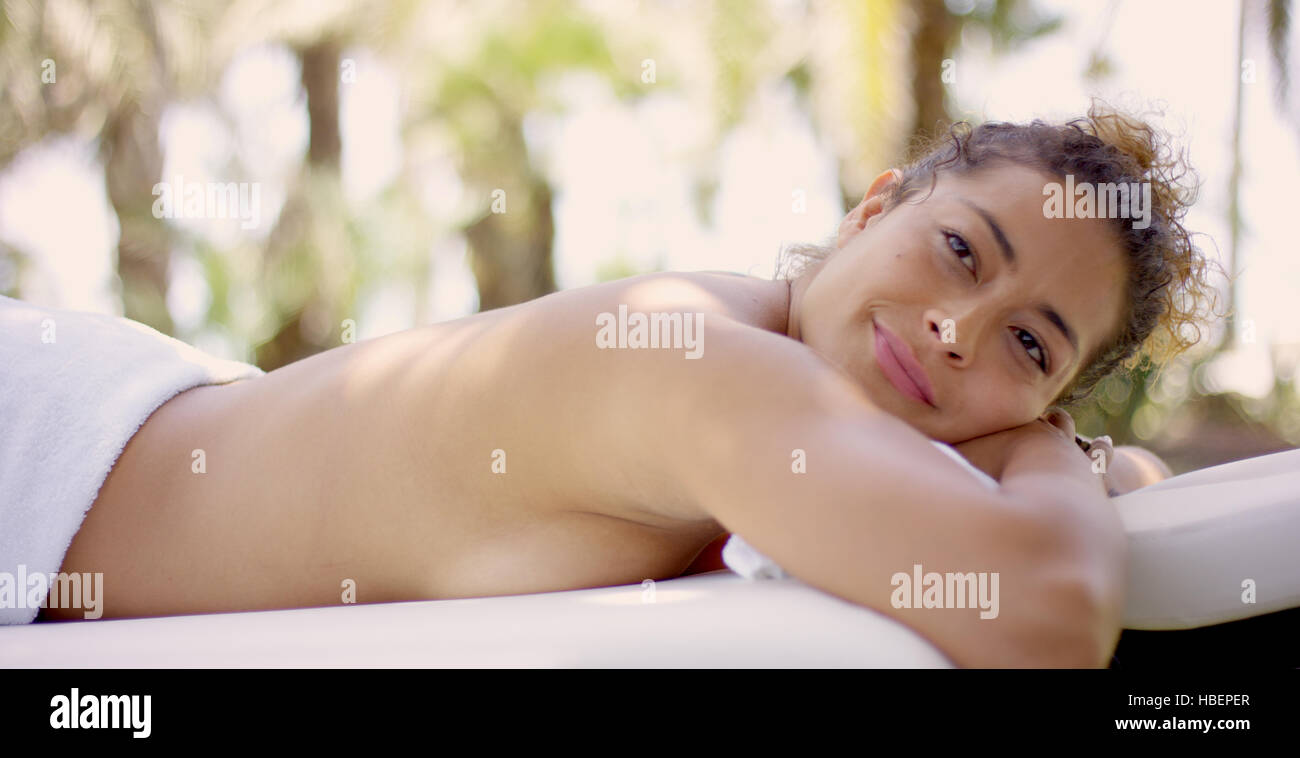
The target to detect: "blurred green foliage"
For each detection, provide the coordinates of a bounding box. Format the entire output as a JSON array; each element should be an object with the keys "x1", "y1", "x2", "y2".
[{"x1": 0, "y1": 0, "x2": 1294, "y2": 470}]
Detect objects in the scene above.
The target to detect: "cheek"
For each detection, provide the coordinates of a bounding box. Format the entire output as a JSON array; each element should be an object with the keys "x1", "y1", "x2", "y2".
[
  {"x1": 801, "y1": 264, "x2": 860, "y2": 334},
  {"x1": 950, "y1": 375, "x2": 1040, "y2": 430}
]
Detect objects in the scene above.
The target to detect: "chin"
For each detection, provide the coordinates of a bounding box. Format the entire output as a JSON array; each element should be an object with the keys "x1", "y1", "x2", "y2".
[{"x1": 876, "y1": 398, "x2": 939, "y2": 437}]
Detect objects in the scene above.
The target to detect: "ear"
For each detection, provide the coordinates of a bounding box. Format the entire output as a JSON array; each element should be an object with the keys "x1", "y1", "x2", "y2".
[{"x1": 836, "y1": 168, "x2": 902, "y2": 248}]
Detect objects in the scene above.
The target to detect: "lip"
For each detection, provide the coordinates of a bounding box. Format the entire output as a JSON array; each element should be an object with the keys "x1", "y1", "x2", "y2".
[{"x1": 872, "y1": 319, "x2": 937, "y2": 407}]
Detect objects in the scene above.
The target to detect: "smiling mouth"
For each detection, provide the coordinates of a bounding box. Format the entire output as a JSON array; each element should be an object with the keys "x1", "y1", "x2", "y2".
[{"x1": 872, "y1": 319, "x2": 937, "y2": 408}]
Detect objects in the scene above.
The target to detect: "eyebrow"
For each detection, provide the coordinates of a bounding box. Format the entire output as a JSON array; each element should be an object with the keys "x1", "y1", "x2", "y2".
[
  {"x1": 1036, "y1": 304, "x2": 1078, "y2": 366},
  {"x1": 959, "y1": 198, "x2": 1017, "y2": 270},
  {"x1": 957, "y1": 197, "x2": 1079, "y2": 365}
]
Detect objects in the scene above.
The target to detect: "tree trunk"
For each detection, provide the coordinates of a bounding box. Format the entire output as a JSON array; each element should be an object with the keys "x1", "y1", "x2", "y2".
[
  {"x1": 1223, "y1": 0, "x2": 1248, "y2": 351},
  {"x1": 464, "y1": 173, "x2": 556, "y2": 311},
  {"x1": 907, "y1": 0, "x2": 955, "y2": 143},
  {"x1": 256, "y1": 39, "x2": 344, "y2": 370},
  {"x1": 301, "y1": 41, "x2": 342, "y2": 171},
  {"x1": 462, "y1": 113, "x2": 557, "y2": 311},
  {"x1": 102, "y1": 99, "x2": 173, "y2": 335}
]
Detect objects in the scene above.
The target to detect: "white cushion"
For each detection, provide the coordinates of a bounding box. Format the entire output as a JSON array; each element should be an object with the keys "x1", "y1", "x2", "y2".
[
  {"x1": 932, "y1": 441, "x2": 1300, "y2": 630},
  {"x1": 0, "y1": 570, "x2": 953, "y2": 667},
  {"x1": 725, "y1": 441, "x2": 1300, "y2": 631},
  {"x1": 1115, "y1": 447, "x2": 1300, "y2": 629}
]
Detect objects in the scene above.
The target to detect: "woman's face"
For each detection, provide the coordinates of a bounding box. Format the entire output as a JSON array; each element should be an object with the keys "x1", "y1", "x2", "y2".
[{"x1": 790, "y1": 162, "x2": 1129, "y2": 445}]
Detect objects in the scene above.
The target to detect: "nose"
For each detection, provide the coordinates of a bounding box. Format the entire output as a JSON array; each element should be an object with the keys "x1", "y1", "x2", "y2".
[
  {"x1": 929, "y1": 315, "x2": 961, "y2": 362},
  {"x1": 927, "y1": 307, "x2": 986, "y2": 366}
]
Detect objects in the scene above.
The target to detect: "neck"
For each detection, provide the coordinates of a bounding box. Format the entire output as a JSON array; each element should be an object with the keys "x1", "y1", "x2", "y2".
[{"x1": 785, "y1": 271, "x2": 812, "y2": 342}]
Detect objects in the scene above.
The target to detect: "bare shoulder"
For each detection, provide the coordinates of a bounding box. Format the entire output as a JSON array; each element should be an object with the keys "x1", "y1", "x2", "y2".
[
  {"x1": 513, "y1": 273, "x2": 831, "y2": 526},
  {"x1": 533, "y1": 271, "x2": 790, "y2": 335}
]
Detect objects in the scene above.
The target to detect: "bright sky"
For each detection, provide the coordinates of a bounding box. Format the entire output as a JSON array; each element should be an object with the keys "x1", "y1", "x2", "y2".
[{"x1": 0, "y1": 0, "x2": 1296, "y2": 398}]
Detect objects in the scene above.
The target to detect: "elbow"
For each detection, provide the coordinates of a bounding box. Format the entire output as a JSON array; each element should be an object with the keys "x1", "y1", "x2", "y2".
[
  {"x1": 1009, "y1": 509, "x2": 1127, "y2": 668},
  {"x1": 945, "y1": 566, "x2": 1122, "y2": 669},
  {"x1": 1013, "y1": 573, "x2": 1123, "y2": 668},
  {"x1": 957, "y1": 503, "x2": 1126, "y2": 668},
  {"x1": 942, "y1": 572, "x2": 1119, "y2": 667}
]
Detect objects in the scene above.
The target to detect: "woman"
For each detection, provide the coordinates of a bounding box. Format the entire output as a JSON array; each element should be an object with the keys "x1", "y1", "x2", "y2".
[{"x1": 42, "y1": 102, "x2": 1223, "y2": 667}]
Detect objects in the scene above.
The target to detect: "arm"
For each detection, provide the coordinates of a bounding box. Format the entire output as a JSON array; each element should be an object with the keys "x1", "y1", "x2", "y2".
[
  {"x1": 1076, "y1": 436, "x2": 1174, "y2": 495},
  {"x1": 995, "y1": 430, "x2": 1128, "y2": 665},
  {"x1": 662, "y1": 317, "x2": 1124, "y2": 667}
]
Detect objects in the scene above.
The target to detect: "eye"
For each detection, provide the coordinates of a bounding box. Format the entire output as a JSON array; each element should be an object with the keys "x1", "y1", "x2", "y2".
[
  {"x1": 943, "y1": 227, "x2": 1048, "y2": 374},
  {"x1": 1013, "y1": 327, "x2": 1049, "y2": 373},
  {"x1": 943, "y1": 230, "x2": 976, "y2": 276}
]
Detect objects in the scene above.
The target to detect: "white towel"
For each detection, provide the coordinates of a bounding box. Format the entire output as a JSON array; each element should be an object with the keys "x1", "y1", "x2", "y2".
[
  {"x1": 0, "y1": 295, "x2": 263, "y2": 623},
  {"x1": 722, "y1": 440, "x2": 999, "y2": 580}
]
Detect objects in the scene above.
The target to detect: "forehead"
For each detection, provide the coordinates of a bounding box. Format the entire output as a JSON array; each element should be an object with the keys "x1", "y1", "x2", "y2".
[{"x1": 917, "y1": 162, "x2": 1130, "y2": 363}]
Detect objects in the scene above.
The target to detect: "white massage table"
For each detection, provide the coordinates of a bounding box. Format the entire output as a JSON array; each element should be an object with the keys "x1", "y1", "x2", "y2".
[
  {"x1": 0, "y1": 569, "x2": 952, "y2": 667},
  {"x1": 3, "y1": 447, "x2": 1298, "y2": 668}
]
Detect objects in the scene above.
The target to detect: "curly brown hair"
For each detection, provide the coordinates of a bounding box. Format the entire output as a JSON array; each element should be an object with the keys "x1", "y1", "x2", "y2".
[{"x1": 779, "y1": 99, "x2": 1231, "y2": 407}]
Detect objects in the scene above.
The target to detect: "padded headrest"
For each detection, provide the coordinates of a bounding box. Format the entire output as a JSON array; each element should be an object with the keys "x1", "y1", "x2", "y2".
[
  {"x1": 934, "y1": 442, "x2": 1300, "y2": 630},
  {"x1": 1113, "y1": 448, "x2": 1300, "y2": 629}
]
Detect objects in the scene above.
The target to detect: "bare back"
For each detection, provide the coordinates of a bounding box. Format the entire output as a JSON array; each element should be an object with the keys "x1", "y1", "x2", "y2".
[{"x1": 48, "y1": 272, "x2": 791, "y2": 619}]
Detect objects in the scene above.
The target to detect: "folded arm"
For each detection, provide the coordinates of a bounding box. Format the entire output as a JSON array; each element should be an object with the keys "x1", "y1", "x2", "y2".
[{"x1": 654, "y1": 317, "x2": 1125, "y2": 667}]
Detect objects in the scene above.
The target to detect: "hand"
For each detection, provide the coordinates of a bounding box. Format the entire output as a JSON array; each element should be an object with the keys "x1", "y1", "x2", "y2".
[
  {"x1": 1091, "y1": 436, "x2": 1120, "y2": 496},
  {"x1": 951, "y1": 407, "x2": 1114, "y2": 484}
]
